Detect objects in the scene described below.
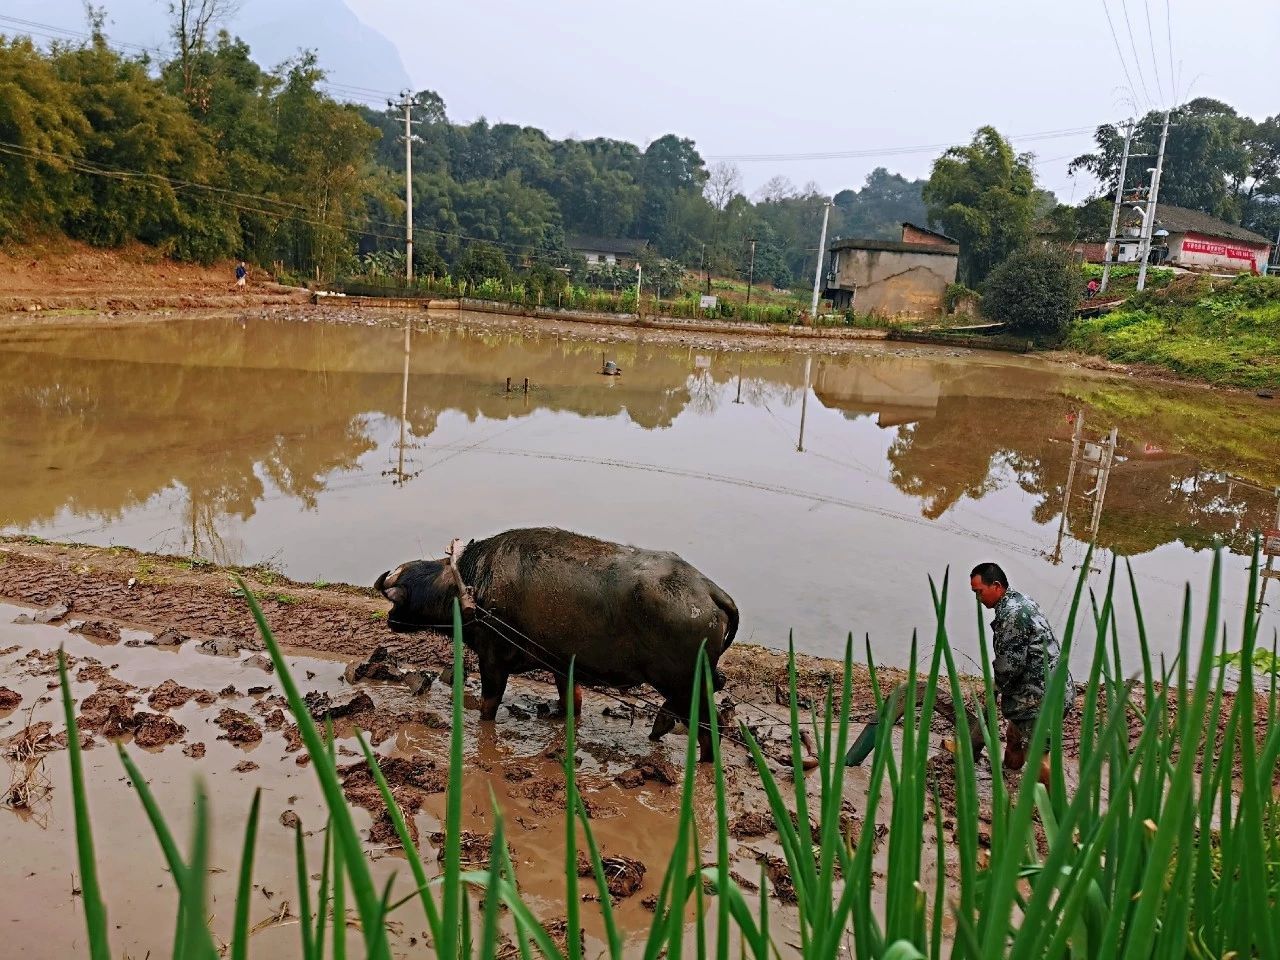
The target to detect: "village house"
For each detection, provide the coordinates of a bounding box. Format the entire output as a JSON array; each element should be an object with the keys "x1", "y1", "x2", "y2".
[
  {"x1": 824, "y1": 223, "x2": 959, "y2": 316},
  {"x1": 1113, "y1": 204, "x2": 1273, "y2": 274},
  {"x1": 568, "y1": 236, "x2": 649, "y2": 269},
  {"x1": 1045, "y1": 205, "x2": 1276, "y2": 274}
]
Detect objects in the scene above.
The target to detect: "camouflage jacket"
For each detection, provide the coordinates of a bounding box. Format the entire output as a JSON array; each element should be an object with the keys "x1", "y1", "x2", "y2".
[{"x1": 990, "y1": 590, "x2": 1071, "y2": 725}]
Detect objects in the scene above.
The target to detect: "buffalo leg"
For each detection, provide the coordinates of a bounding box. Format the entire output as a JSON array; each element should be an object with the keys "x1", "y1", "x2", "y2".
[
  {"x1": 479, "y1": 664, "x2": 509, "y2": 722},
  {"x1": 553, "y1": 673, "x2": 582, "y2": 720},
  {"x1": 653, "y1": 691, "x2": 719, "y2": 762},
  {"x1": 649, "y1": 699, "x2": 679, "y2": 741}
]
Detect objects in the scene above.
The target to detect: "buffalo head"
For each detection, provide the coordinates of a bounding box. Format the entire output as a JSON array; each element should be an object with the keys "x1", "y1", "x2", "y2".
[{"x1": 374, "y1": 560, "x2": 456, "y2": 632}]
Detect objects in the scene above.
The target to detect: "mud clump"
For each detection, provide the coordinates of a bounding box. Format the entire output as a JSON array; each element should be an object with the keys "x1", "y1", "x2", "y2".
[
  {"x1": 148, "y1": 679, "x2": 216, "y2": 711},
  {"x1": 341, "y1": 755, "x2": 447, "y2": 846},
  {"x1": 729, "y1": 811, "x2": 775, "y2": 839},
  {"x1": 214, "y1": 708, "x2": 263, "y2": 744},
  {"x1": 132, "y1": 712, "x2": 187, "y2": 749},
  {"x1": 232, "y1": 760, "x2": 259, "y2": 773},
  {"x1": 263, "y1": 708, "x2": 286, "y2": 731},
  {"x1": 426, "y1": 830, "x2": 515, "y2": 868},
  {"x1": 576, "y1": 851, "x2": 646, "y2": 899},
  {"x1": 365, "y1": 707, "x2": 448, "y2": 746},
  {"x1": 279, "y1": 810, "x2": 300, "y2": 830},
  {"x1": 304, "y1": 689, "x2": 374, "y2": 721},
  {"x1": 344, "y1": 646, "x2": 403, "y2": 684},
  {"x1": 756, "y1": 852, "x2": 797, "y2": 903},
  {"x1": 243, "y1": 654, "x2": 274, "y2": 673},
  {"x1": 184, "y1": 742, "x2": 206, "y2": 759},
  {"x1": 13, "y1": 602, "x2": 71, "y2": 625},
  {"x1": 0, "y1": 687, "x2": 21, "y2": 711},
  {"x1": 145, "y1": 627, "x2": 187, "y2": 647},
  {"x1": 542, "y1": 919, "x2": 585, "y2": 957},
  {"x1": 78, "y1": 690, "x2": 138, "y2": 737},
  {"x1": 614, "y1": 760, "x2": 679, "y2": 789},
  {"x1": 71, "y1": 620, "x2": 121, "y2": 644},
  {"x1": 4, "y1": 721, "x2": 58, "y2": 756},
  {"x1": 282, "y1": 725, "x2": 305, "y2": 753}
]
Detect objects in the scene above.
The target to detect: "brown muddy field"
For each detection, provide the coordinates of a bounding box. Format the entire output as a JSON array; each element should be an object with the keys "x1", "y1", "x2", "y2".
[{"x1": 2, "y1": 537, "x2": 974, "y2": 958}]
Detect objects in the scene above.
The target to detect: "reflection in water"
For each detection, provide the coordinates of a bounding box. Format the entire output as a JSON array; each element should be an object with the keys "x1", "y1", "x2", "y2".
[{"x1": 2, "y1": 313, "x2": 1278, "y2": 665}]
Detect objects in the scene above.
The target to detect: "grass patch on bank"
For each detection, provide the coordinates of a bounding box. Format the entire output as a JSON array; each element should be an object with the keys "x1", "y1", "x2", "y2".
[{"x1": 1068, "y1": 273, "x2": 1280, "y2": 388}]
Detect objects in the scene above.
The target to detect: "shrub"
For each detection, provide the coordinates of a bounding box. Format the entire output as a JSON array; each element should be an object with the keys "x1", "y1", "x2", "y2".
[{"x1": 982, "y1": 248, "x2": 1078, "y2": 339}]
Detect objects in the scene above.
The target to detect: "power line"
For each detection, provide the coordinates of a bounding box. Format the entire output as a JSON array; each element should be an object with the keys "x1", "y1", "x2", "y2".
[
  {"x1": 0, "y1": 138, "x2": 579, "y2": 266},
  {"x1": 1100, "y1": 0, "x2": 1143, "y2": 111},
  {"x1": 706, "y1": 126, "x2": 1099, "y2": 162},
  {"x1": 1119, "y1": 0, "x2": 1155, "y2": 109},
  {"x1": 1142, "y1": 0, "x2": 1165, "y2": 106}
]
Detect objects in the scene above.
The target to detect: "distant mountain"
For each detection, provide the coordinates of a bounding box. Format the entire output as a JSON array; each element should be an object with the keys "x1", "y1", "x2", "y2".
[{"x1": 2, "y1": 0, "x2": 411, "y2": 97}]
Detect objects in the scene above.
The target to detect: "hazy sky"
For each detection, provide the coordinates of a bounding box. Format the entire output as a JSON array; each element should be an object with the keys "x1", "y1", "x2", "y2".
[
  {"x1": 7, "y1": 1, "x2": 1278, "y2": 202},
  {"x1": 347, "y1": 0, "x2": 1280, "y2": 200}
]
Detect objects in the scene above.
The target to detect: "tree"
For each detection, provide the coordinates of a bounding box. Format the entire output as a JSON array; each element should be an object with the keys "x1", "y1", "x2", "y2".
[
  {"x1": 0, "y1": 37, "x2": 89, "y2": 237},
  {"x1": 456, "y1": 242, "x2": 510, "y2": 284},
  {"x1": 1070, "y1": 99, "x2": 1250, "y2": 221},
  {"x1": 169, "y1": 0, "x2": 241, "y2": 103},
  {"x1": 980, "y1": 248, "x2": 1077, "y2": 339},
  {"x1": 924, "y1": 126, "x2": 1038, "y2": 285},
  {"x1": 637, "y1": 134, "x2": 707, "y2": 246},
  {"x1": 704, "y1": 162, "x2": 743, "y2": 211},
  {"x1": 832, "y1": 168, "x2": 928, "y2": 240}
]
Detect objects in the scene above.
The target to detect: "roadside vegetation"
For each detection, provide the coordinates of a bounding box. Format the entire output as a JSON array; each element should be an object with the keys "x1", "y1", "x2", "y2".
[
  {"x1": 56, "y1": 543, "x2": 1280, "y2": 957},
  {"x1": 1069, "y1": 273, "x2": 1280, "y2": 389}
]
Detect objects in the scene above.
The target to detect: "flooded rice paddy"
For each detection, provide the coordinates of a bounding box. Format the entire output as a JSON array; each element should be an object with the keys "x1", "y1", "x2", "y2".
[{"x1": 3, "y1": 310, "x2": 1278, "y2": 673}]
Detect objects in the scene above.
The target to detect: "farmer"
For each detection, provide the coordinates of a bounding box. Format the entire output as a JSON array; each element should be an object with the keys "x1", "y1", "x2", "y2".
[
  {"x1": 969, "y1": 562, "x2": 1074, "y2": 787},
  {"x1": 235, "y1": 261, "x2": 247, "y2": 289},
  {"x1": 1085, "y1": 278, "x2": 1099, "y2": 299}
]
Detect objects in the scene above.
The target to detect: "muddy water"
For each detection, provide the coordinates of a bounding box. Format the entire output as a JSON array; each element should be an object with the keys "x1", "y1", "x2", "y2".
[
  {"x1": 0, "y1": 604, "x2": 824, "y2": 958},
  {"x1": 2, "y1": 312, "x2": 1278, "y2": 672}
]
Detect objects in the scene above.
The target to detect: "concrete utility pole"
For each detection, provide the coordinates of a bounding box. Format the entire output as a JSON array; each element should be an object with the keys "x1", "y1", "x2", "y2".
[
  {"x1": 1099, "y1": 119, "x2": 1135, "y2": 294},
  {"x1": 396, "y1": 90, "x2": 416, "y2": 285},
  {"x1": 635, "y1": 261, "x2": 642, "y2": 315},
  {"x1": 1137, "y1": 110, "x2": 1171, "y2": 292},
  {"x1": 745, "y1": 238, "x2": 757, "y2": 306},
  {"x1": 809, "y1": 200, "x2": 832, "y2": 318}
]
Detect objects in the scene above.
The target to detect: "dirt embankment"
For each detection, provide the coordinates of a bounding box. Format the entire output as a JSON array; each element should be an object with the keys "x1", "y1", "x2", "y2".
[
  {"x1": 0, "y1": 239, "x2": 310, "y2": 315},
  {"x1": 0, "y1": 537, "x2": 902, "y2": 717}
]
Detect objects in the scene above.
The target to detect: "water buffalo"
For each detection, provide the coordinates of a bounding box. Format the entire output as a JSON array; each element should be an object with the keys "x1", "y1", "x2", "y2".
[{"x1": 374, "y1": 527, "x2": 738, "y2": 761}]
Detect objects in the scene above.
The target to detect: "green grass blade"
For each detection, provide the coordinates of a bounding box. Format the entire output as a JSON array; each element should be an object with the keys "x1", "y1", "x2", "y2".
[
  {"x1": 333, "y1": 834, "x2": 347, "y2": 960},
  {"x1": 441, "y1": 597, "x2": 466, "y2": 960},
  {"x1": 57, "y1": 649, "x2": 112, "y2": 960},
  {"x1": 563, "y1": 658, "x2": 583, "y2": 960},
  {"x1": 235, "y1": 576, "x2": 390, "y2": 957},
  {"x1": 293, "y1": 823, "x2": 315, "y2": 960},
  {"x1": 178, "y1": 784, "x2": 218, "y2": 960},
  {"x1": 354, "y1": 730, "x2": 442, "y2": 940},
  {"x1": 230, "y1": 788, "x2": 263, "y2": 960},
  {"x1": 314, "y1": 822, "x2": 332, "y2": 958}
]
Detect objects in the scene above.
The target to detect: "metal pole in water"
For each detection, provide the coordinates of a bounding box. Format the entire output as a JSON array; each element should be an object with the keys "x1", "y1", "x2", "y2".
[
  {"x1": 505, "y1": 377, "x2": 511, "y2": 393},
  {"x1": 397, "y1": 319, "x2": 410, "y2": 482},
  {"x1": 1053, "y1": 411, "x2": 1085, "y2": 563},
  {"x1": 797, "y1": 355, "x2": 811, "y2": 452},
  {"x1": 523, "y1": 377, "x2": 529, "y2": 395},
  {"x1": 401, "y1": 91, "x2": 415, "y2": 285}
]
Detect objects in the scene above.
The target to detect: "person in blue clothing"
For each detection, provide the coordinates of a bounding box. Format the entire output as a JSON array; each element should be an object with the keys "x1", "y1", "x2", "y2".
[{"x1": 235, "y1": 261, "x2": 247, "y2": 289}]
